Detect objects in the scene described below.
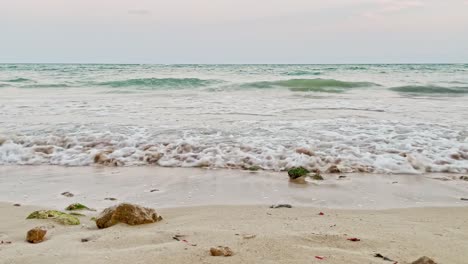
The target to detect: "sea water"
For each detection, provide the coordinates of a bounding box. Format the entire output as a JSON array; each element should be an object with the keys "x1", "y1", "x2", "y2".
[{"x1": 0, "y1": 64, "x2": 467, "y2": 173}]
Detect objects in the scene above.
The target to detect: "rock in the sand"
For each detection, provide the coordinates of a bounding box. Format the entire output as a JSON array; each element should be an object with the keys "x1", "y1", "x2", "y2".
[
  {"x1": 411, "y1": 256, "x2": 437, "y2": 264},
  {"x1": 311, "y1": 173, "x2": 324, "y2": 180},
  {"x1": 104, "y1": 197, "x2": 117, "y2": 201},
  {"x1": 270, "y1": 204, "x2": 292, "y2": 209},
  {"x1": 13, "y1": 203, "x2": 21, "y2": 207},
  {"x1": 326, "y1": 165, "x2": 341, "y2": 173},
  {"x1": 66, "y1": 203, "x2": 92, "y2": 211},
  {"x1": 244, "y1": 165, "x2": 261, "y2": 171},
  {"x1": 61, "y1": 191, "x2": 74, "y2": 197},
  {"x1": 288, "y1": 167, "x2": 309, "y2": 179},
  {"x1": 26, "y1": 227, "x2": 47, "y2": 243},
  {"x1": 69, "y1": 212, "x2": 86, "y2": 217},
  {"x1": 460, "y1": 176, "x2": 468, "y2": 181},
  {"x1": 27, "y1": 210, "x2": 80, "y2": 225},
  {"x1": 210, "y1": 246, "x2": 233, "y2": 257},
  {"x1": 95, "y1": 203, "x2": 163, "y2": 229}
]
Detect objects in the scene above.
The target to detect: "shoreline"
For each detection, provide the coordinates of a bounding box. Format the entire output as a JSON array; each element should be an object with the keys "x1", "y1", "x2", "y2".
[{"x1": 1, "y1": 165, "x2": 468, "y2": 210}]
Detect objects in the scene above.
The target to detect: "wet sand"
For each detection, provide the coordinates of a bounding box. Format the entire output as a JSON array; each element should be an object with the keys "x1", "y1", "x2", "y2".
[{"x1": 0, "y1": 166, "x2": 467, "y2": 210}]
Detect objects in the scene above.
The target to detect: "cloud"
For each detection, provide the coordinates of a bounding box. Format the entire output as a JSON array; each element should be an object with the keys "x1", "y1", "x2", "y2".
[
  {"x1": 128, "y1": 9, "x2": 151, "y2": 16},
  {"x1": 361, "y1": 0, "x2": 424, "y2": 19}
]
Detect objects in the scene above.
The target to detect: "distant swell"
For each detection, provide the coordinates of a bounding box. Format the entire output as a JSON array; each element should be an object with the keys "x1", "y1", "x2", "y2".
[
  {"x1": 21, "y1": 84, "x2": 70, "y2": 88},
  {"x1": 5, "y1": 78, "x2": 32, "y2": 83},
  {"x1": 96, "y1": 78, "x2": 220, "y2": 89},
  {"x1": 284, "y1": 70, "x2": 322, "y2": 76},
  {"x1": 390, "y1": 85, "x2": 468, "y2": 94},
  {"x1": 242, "y1": 78, "x2": 380, "y2": 92}
]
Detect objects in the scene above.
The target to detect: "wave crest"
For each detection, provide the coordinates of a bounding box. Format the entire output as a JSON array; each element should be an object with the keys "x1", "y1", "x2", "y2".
[
  {"x1": 242, "y1": 78, "x2": 380, "y2": 92},
  {"x1": 96, "y1": 78, "x2": 220, "y2": 89},
  {"x1": 390, "y1": 85, "x2": 468, "y2": 94}
]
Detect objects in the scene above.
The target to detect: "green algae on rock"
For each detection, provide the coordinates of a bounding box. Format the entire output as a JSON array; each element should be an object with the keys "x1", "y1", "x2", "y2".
[
  {"x1": 66, "y1": 203, "x2": 93, "y2": 211},
  {"x1": 287, "y1": 167, "x2": 309, "y2": 179},
  {"x1": 26, "y1": 210, "x2": 80, "y2": 225},
  {"x1": 311, "y1": 173, "x2": 324, "y2": 180},
  {"x1": 244, "y1": 165, "x2": 261, "y2": 171}
]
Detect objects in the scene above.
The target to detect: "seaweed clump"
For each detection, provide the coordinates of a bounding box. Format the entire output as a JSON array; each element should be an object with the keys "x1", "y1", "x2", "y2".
[{"x1": 288, "y1": 167, "x2": 309, "y2": 179}]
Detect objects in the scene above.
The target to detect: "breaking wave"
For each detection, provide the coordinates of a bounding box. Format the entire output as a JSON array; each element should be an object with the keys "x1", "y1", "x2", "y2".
[
  {"x1": 21, "y1": 84, "x2": 71, "y2": 88},
  {"x1": 242, "y1": 78, "x2": 380, "y2": 92},
  {"x1": 96, "y1": 78, "x2": 221, "y2": 89}
]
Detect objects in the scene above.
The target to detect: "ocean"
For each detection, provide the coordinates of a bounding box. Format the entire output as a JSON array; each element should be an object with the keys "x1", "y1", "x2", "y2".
[{"x1": 0, "y1": 64, "x2": 467, "y2": 174}]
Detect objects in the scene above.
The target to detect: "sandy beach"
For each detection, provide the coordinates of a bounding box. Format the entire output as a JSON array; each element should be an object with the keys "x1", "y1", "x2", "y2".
[
  {"x1": 1, "y1": 203, "x2": 468, "y2": 264},
  {"x1": 1, "y1": 166, "x2": 468, "y2": 263}
]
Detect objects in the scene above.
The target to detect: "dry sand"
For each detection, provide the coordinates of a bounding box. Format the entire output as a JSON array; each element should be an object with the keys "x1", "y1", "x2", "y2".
[{"x1": 1, "y1": 203, "x2": 468, "y2": 264}]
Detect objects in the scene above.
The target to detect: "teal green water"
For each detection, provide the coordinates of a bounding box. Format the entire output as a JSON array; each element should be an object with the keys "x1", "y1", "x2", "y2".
[{"x1": 1, "y1": 64, "x2": 467, "y2": 94}]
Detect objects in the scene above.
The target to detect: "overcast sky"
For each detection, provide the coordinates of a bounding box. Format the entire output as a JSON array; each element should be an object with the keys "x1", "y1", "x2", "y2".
[{"x1": 1, "y1": 0, "x2": 467, "y2": 63}]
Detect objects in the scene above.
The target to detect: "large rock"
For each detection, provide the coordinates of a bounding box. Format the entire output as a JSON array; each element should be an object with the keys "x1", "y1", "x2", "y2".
[
  {"x1": 26, "y1": 227, "x2": 47, "y2": 243},
  {"x1": 411, "y1": 256, "x2": 437, "y2": 264},
  {"x1": 26, "y1": 210, "x2": 80, "y2": 225},
  {"x1": 96, "y1": 203, "x2": 162, "y2": 229}
]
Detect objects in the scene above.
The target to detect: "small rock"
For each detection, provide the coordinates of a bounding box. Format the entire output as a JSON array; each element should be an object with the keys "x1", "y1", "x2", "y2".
[
  {"x1": 104, "y1": 197, "x2": 117, "y2": 201},
  {"x1": 270, "y1": 204, "x2": 292, "y2": 209},
  {"x1": 461, "y1": 198, "x2": 468, "y2": 201},
  {"x1": 295, "y1": 148, "x2": 314, "y2": 156},
  {"x1": 95, "y1": 203, "x2": 163, "y2": 229},
  {"x1": 242, "y1": 234, "x2": 256, "y2": 239},
  {"x1": 81, "y1": 238, "x2": 90, "y2": 243},
  {"x1": 69, "y1": 212, "x2": 86, "y2": 217},
  {"x1": 150, "y1": 189, "x2": 159, "y2": 193},
  {"x1": 460, "y1": 176, "x2": 468, "y2": 181},
  {"x1": 248, "y1": 166, "x2": 262, "y2": 171},
  {"x1": 61, "y1": 192, "x2": 74, "y2": 197},
  {"x1": 26, "y1": 227, "x2": 47, "y2": 243},
  {"x1": 210, "y1": 246, "x2": 233, "y2": 257},
  {"x1": 66, "y1": 203, "x2": 93, "y2": 211},
  {"x1": 374, "y1": 253, "x2": 394, "y2": 262},
  {"x1": 432, "y1": 177, "x2": 452, "y2": 181},
  {"x1": 338, "y1": 175, "x2": 347, "y2": 179},
  {"x1": 411, "y1": 256, "x2": 437, "y2": 264},
  {"x1": 326, "y1": 165, "x2": 341, "y2": 173},
  {"x1": 311, "y1": 173, "x2": 324, "y2": 180},
  {"x1": 13, "y1": 204, "x2": 21, "y2": 207}
]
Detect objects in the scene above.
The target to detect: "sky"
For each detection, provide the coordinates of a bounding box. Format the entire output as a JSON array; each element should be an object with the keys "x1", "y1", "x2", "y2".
[{"x1": 1, "y1": 0, "x2": 468, "y2": 64}]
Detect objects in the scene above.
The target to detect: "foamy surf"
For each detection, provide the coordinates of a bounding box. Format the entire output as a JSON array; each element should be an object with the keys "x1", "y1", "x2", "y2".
[{"x1": 1, "y1": 64, "x2": 467, "y2": 174}]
